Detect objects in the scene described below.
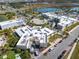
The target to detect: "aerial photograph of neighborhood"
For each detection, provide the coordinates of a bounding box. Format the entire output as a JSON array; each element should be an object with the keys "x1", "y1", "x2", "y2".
[{"x1": 0, "y1": 0, "x2": 79, "y2": 59}]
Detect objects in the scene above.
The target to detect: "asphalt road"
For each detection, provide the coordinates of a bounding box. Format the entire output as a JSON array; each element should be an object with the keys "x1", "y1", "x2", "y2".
[{"x1": 37, "y1": 26, "x2": 79, "y2": 59}]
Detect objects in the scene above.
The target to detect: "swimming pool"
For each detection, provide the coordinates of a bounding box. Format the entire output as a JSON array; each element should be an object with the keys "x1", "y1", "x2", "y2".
[{"x1": 34, "y1": 8, "x2": 61, "y2": 13}]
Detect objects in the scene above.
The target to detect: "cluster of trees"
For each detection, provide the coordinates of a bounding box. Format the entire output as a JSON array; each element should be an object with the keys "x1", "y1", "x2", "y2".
[
  {"x1": 20, "y1": 50, "x2": 30, "y2": 59},
  {"x1": 0, "y1": 29, "x2": 31, "y2": 59},
  {"x1": 0, "y1": 28, "x2": 18, "y2": 47},
  {"x1": 14, "y1": 47, "x2": 31, "y2": 59},
  {"x1": 0, "y1": 12, "x2": 16, "y2": 20},
  {"x1": 5, "y1": 12, "x2": 16, "y2": 19}
]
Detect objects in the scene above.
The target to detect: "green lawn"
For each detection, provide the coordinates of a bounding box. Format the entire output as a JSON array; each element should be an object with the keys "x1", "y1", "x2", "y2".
[
  {"x1": 6, "y1": 51, "x2": 15, "y2": 59},
  {"x1": 70, "y1": 41, "x2": 79, "y2": 59},
  {"x1": 0, "y1": 51, "x2": 15, "y2": 59},
  {"x1": 63, "y1": 51, "x2": 70, "y2": 59},
  {"x1": 49, "y1": 34, "x2": 61, "y2": 43},
  {"x1": 0, "y1": 15, "x2": 8, "y2": 22},
  {"x1": 0, "y1": 56, "x2": 3, "y2": 59},
  {"x1": 64, "y1": 22, "x2": 79, "y2": 32}
]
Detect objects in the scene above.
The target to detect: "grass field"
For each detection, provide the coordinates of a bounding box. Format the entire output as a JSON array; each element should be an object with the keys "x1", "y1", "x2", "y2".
[
  {"x1": 0, "y1": 15, "x2": 8, "y2": 22},
  {"x1": 6, "y1": 51, "x2": 15, "y2": 59},
  {"x1": 64, "y1": 22, "x2": 79, "y2": 32},
  {"x1": 70, "y1": 41, "x2": 79, "y2": 59},
  {"x1": 0, "y1": 51, "x2": 15, "y2": 59}
]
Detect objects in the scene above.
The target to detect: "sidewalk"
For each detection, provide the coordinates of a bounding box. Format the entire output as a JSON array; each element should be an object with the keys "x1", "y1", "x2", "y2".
[{"x1": 67, "y1": 42, "x2": 77, "y2": 59}]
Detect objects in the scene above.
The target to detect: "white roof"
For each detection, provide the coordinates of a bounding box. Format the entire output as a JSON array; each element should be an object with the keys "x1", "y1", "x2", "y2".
[
  {"x1": 17, "y1": 32, "x2": 30, "y2": 46},
  {"x1": 0, "y1": 0, "x2": 37, "y2": 2},
  {"x1": 0, "y1": 18, "x2": 23, "y2": 26},
  {"x1": 15, "y1": 26, "x2": 54, "y2": 37},
  {"x1": 15, "y1": 54, "x2": 21, "y2": 59},
  {"x1": 17, "y1": 29, "x2": 47, "y2": 48},
  {"x1": 32, "y1": 30, "x2": 47, "y2": 43},
  {"x1": 43, "y1": 12, "x2": 57, "y2": 19},
  {"x1": 44, "y1": 12, "x2": 76, "y2": 28},
  {"x1": 58, "y1": 16, "x2": 74, "y2": 27},
  {"x1": 41, "y1": 28, "x2": 54, "y2": 36},
  {"x1": 15, "y1": 26, "x2": 32, "y2": 37},
  {"x1": 16, "y1": 26, "x2": 54, "y2": 49}
]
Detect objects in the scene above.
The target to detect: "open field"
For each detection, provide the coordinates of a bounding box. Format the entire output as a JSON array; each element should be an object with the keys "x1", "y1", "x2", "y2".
[
  {"x1": 0, "y1": 15, "x2": 8, "y2": 22},
  {"x1": 0, "y1": 51, "x2": 15, "y2": 59},
  {"x1": 70, "y1": 41, "x2": 79, "y2": 59}
]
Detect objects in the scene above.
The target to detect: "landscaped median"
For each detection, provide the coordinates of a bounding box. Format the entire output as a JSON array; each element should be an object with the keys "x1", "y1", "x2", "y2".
[
  {"x1": 48, "y1": 33, "x2": 61, "y2": 43},
  {"x1": 63, "y1": 43, "x2": 76, "y2": 59},
  {"x1": 64, "y1": 22, "x2": 79, "y2": 32},
  {"x1": 63, "y1": 22, "x2": 79, "y2": 38}
]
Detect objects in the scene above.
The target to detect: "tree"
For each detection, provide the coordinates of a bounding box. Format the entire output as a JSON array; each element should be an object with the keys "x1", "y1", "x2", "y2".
[
  {"x1": 6, "y1": 12, "x2": 15, "y2": 19},
  {"x1": 20, "y1": 50, "x2": 30, "y2": 59},
  {"x1": 15, "y1": 48, "x2": 21, "y2": 53}
]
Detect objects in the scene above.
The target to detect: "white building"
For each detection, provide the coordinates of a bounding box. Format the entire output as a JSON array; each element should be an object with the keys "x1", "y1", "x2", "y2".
[
  {"x1": 16, "y1": 26, "x2": 54, "y2": 49},
  {"x1": 43, "y1": 12, "x2": 76, "y2": 30},
  {"x1": 0, "y1": 0, "x2": 37, "y2": 3},
  {"x1": 0, "y1": 18, "x2": 24, "y2": 30},
  {"x1": 15, "y1": 26, "x2": 54, "y2": 37},
  {"x1": 16, "y1": 32, "x2": 31, "y2": 49},
  {"x1": 16, "y1": 31, "x2": 47, "y2": 49},
  {"x1": 15, "y1": 26, "x2": 32, "y2": 37},
  {"x1": 58, "y1": 16, "x2": 75, "y2": 30}
]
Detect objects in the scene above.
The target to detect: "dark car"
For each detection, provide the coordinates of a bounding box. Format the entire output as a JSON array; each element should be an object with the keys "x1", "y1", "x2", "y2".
[
  {"x1": 54, "y1": 45, "x2": 57, "y2": 47},
  {"x1": 58, "y1": 50, "x2": 66, "y2": 59},
  {"x1": 62, "y1": 50, "x2": 66, "y2": 54},
  {"x1": 48, "y1": 49, "x2": 52, "y2": 52},
  {"x1": 34, "y1": 52, "x2": 38, "y2": 56},
  {"x1": 57, "y1": 55, "x2": 62, "y2": 59},
  {"x1": 58, "y1": 40, "x2": 62, "y2": 43}
]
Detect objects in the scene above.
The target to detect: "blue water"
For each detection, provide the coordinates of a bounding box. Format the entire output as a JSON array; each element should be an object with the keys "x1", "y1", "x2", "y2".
[
  {"x1": 34, "y1": 8, "x2": 61, "y2": 12},
  {"x1": 71, "y1": 7, "x2": 79, "y2": 11}
]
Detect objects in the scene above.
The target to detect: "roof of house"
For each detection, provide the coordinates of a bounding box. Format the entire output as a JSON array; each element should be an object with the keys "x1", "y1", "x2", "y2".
[
  {"x1": 15, "y1": 26, "x2": 54, "y2": 37},
  {"x1": 16, "y1": 26, "x2": 54, "y2": 49},
  {"x1": 0, "y1": 18, "x2": 23, "y2": 26}
]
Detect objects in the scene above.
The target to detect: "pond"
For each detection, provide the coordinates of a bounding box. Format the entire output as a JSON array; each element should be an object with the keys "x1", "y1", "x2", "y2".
[{"x1": 34, "y1": 8, "x2": 62, "y2": 13}]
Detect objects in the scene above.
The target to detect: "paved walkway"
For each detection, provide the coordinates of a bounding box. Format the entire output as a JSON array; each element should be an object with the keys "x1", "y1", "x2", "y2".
[{"x1": 67, "y1": 42, "x2": 77, "y2": 59}]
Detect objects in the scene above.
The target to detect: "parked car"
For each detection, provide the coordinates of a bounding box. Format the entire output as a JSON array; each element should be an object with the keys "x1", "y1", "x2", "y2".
[
  {"x1": 57, "y1": 50, "x2": 66, "y2": 59},
  {"x1": 57, "y1": 55, "x2": 62, "y2": 59},
  {"x1": 48, "y1": 49, "x2": 52, "y2": 52},
  {"x1": 58, "y1": 40, "x2": 62, "y2": 43},
  {"x1": 62, "y1": 50, "x2": 66, "y2": 54},
  {"x1": 54, "y1": 45, "x2": 57, "y2": 47},
  {"x1": 34, "y1": 51, "x2": 39, "y2": 56}
]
